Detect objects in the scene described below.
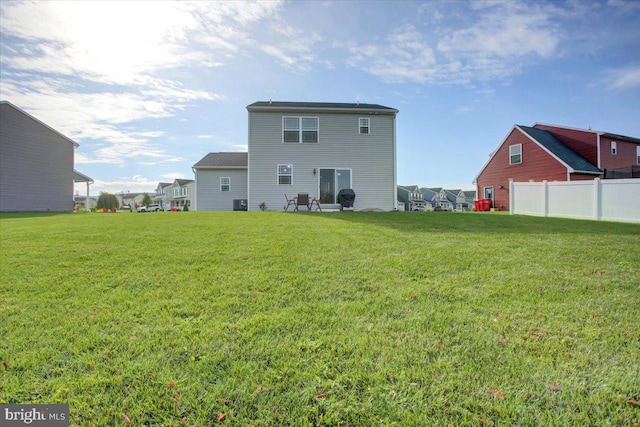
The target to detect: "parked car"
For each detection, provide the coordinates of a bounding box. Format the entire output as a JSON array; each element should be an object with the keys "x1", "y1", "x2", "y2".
[
  {"x1": 413, "y1": 205, "x2": 426, "y2": 211},
  {"x1": 137, "y1": 204, "x2": 161, "y2": 212}
]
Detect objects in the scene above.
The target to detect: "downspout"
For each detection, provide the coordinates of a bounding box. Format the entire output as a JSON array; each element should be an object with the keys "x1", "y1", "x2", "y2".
[
  {"x1": 392, "y1": 112, "x2": 398, "y2": 211},
  {"x1": 247, "y1": 111, "x2": 251, "y2": 211},
  {"x1": 192, "y1": 167, "x2": 197, "y2": 211},
  {"x1": 86, "y1": 180, "x2": 93, "y2": 212},
  {"x1": 596, "y1": 133, "x2": 601, "y2": 169}
]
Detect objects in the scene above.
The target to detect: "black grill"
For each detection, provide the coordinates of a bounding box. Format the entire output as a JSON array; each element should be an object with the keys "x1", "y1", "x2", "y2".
[{"x1": 337, "y1": 189, "x2": 356, "y2": 210}]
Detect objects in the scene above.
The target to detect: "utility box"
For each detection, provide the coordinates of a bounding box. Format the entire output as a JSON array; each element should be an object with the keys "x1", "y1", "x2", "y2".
[{"x1": 233, "y1": 199, "x2": 248, "y2": 211}]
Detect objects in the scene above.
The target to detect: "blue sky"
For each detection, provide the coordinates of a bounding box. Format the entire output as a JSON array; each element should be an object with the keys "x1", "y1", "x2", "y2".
[{"x1": 1, "y1": 0, "x2": 639, "y2": 196}]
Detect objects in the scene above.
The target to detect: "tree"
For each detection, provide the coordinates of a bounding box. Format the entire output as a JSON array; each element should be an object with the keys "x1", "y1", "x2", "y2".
[
  {"x1": 96, "y1": 192, "x2": 119, "y2": 210},
  {"x1": 141, "y1": 193, "x2": 152, "y2": 207}
]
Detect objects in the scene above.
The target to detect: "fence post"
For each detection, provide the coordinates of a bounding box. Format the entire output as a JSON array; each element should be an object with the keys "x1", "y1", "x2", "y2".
[
  {"x1": 509, "y1": 179, "x2": 514, "y2": 215},
  {"x1": 593, "y1": 178, "x2": 601, "y2": 221},
  {"x1": 542, "y1": 180, "x2": 549, "y2": 217}
]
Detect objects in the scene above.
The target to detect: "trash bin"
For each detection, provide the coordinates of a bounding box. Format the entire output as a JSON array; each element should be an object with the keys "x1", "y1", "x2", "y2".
[
  {"x1": 474, "y1": 200, "x2": 480, "y2": 211},
  {"x1": 481, "y1": 199, "x2": 492, "y2": 211}
]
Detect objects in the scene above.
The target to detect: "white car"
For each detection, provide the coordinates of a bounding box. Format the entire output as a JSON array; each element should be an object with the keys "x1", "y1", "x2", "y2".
[
  {"x1": 413, "y1": 205, "x2": 426, "y2": 211},
  {"x1": 138, "y1": 204, "x2": 161, "y2": 212}
]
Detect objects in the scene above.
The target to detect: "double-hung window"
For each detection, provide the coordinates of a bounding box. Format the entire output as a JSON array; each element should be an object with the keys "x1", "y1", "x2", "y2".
[
  {"x1": 359, "y1": 118, "x2": 370, "y2": 134},
  {"x1": 611, "y1": 141, "x2": 617, "y2": 155},
  {"x1": 220, "y1": 177, "x2": 230, "y2": 192},
  {"x1": 283, "y1": 117, "x2": 318, "y2": 143},
  {"x1": 509, "y1": 144, "x2": 522, "y2": 165},
  {"x1": 637, "y1": 146, "x2": 640, "y2": 165},
  {"x1": 278, "y1": 164, "x2": 293, "y2": 184}
]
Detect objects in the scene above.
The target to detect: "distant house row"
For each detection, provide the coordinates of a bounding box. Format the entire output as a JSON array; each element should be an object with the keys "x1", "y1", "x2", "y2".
[
  {"x1": 397, "y1": 186, "x2": 476, "y2": 211},
  {"x1": 115, "y1": 179, "x2": 195, "y2": 211}
]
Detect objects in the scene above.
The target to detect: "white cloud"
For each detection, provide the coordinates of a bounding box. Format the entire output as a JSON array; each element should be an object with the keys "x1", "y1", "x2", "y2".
[
  {"x1": 0, "y1": 79, "x2": 175, "y2": 143},
  {"x1": 261, "y1": 24, "x2": 333, "y2": 71},
  {"x1": 344, "y1": 24, "x2": 438, "y2": 84},
  {"x1": 0, "y1": 1, "x2": 283, "y2": 85},
  {"x1": 345, "y1": 3, "x2": 560, "y2": 84},
  {"x1": 81, "y1": 175, "x2": 160, "y2": 195},
  {"x1": 161, "y1": 172, "x2": 187, "y2": 180},
  {"x1": 437, "y1": 5, "x2": 559, "y2": 59},
  {"x1": 604, "y1": 66, "x2": 640, "y2": 89}
]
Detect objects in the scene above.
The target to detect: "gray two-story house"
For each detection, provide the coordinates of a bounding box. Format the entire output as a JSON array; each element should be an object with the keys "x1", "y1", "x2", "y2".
[
  {"x1": 246, "y1": 101, "x2": 398, "y2": 211},
  {"x1": 0, "y1": 101, "x2": 92, "y2": 212}
]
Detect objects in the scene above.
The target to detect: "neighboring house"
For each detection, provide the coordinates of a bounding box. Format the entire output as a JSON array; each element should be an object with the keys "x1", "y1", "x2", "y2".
[
  {"x1": 422, "y1": 188, "x2": 455, "y2": 211},
  {"x1": 463, "y1": 191, "x2": 477, "y2": 209},
  {"x1": 118, "y1": 192, "x2": 145, "y2": 209},
  {"x1": 73, "y1": 195, "x2": 97, "y2": 211},
  {"x1": 170, "y1": 179, "x2": 194, "y2": 210},
  {"x1": 193, "y1": 152, "x2": 248, "y2": 211},
  {"x1": 397, "y1": 185, "x2": 427, "y2": 211},
  {"x1": 152, "y1": 182, "x2": 172, "y2": 210},
  {"x1": 474, "y1": 123, "x2": 640, "y2": 210},
  {"x1": 0, "y1": 101, "x2": 93, "y2": 212},
  {"x1": 445, "y1": 189, "x2": 464, "y2": 211},
  {"x1": 246, "y1": 101, "x2": 399, "y2": 211}
]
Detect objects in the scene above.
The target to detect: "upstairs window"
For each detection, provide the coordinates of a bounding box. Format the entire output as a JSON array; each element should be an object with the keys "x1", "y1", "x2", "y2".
[
  {"x1": 637, "y1": 146, "x2": 640, "y2": 165},
  {"x1": 359, "y1": 118, "x2": 370, "y2": 134},
  {"x1": 278, "y1": 164, "x2": 293, "y2": 184},
  {"x1": 509, "y1": 144, "x2": 522, "y2": 165},
  {"x1": 611, "y1": 141, "x2": 617, "y2": 155},
  {"x1": 283, "y1": 117, "x2": 318, "y2": 143},
  {"x1": 220, "y1": 177, "x2": 230, "y2": 192}
]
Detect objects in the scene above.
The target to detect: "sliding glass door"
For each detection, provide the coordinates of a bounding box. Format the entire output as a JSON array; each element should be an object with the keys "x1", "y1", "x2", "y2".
[{"x1": 319, "y1": 168, "x2": 351, "y2": 204}]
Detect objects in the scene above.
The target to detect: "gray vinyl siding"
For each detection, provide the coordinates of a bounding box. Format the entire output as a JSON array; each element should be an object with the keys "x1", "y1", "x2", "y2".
[
  {"x1": 248, "y1": 110, "x2": 396, "y2": 211},
  {"x1": 195, "y1": 168, "x2": 248, "y2": 211},
  {"x1": 0, "y1": 103, "x2": 76, "y2": 212}
]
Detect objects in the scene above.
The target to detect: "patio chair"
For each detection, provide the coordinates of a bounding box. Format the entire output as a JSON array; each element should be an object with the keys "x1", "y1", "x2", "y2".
[
  {"x1": 295, "y1": 192, "x2": 310, "y2": 211},
  {"x1": 284, "y1": 194, "x2": 296, "y2": 211}
]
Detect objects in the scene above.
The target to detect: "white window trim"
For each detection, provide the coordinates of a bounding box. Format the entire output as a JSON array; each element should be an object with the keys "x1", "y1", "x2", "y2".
[
  {"x1": 359, "y1": 117, "x2": 370, "y2": 134},
  {"x1": 220, "y1": 177, "x2": 230, "y2": 192},
  {"x1": 611, "y1": 141, "x2": 617, "y2": 155},
  {"x1": 277, "y1": 164, "x2": 293, "y2": 185},
  {"x1": 282, "y1": 116, "x2": 319, "y2": 144},
  {"x1": 636, "y1": 146, "x2": 640, "y2": 165},
  {"x1": 483, "y1": 186, "x2": 494, "y2": 202},
  {"x1": 318, "y1": 167, "x2": 352, "y2": 204},
  {"x1": 509, "y1": 144, "x2": 522, "y2": 165}
]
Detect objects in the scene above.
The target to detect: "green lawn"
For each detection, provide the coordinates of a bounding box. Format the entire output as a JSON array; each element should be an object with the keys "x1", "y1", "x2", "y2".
[{"x1": 1, "y1": 211, "x2": 639, "y2": 426}]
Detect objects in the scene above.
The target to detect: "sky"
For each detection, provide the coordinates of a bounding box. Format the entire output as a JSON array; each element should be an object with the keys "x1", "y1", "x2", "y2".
[{"x1": 1, "y1": 0, "x2": 639, "y2": 196}]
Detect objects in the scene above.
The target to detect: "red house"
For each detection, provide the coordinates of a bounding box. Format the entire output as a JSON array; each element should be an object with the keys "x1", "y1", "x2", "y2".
[{"x1": 474, "y1": 123, "x2": 640, "y2": 210}]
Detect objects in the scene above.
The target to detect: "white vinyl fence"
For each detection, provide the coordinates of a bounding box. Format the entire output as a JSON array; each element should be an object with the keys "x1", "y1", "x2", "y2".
[{"x1": 509, "y1": 178, "x2": 640, "y2": 223}]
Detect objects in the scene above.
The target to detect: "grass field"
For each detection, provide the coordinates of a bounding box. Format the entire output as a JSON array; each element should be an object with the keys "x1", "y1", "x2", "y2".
[{"x1": 1, "y1": 211, "x2": 639, "y2": 426}]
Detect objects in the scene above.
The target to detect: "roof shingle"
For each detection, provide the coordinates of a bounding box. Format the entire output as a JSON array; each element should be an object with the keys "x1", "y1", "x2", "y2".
[
  {"x1": 518, "y1": 125, "x2": 602, "y2": 174},
  {"x1": 193, "y1": 152, "x2": 248, "y2": 168},
  {"x1": 247, "y1": 101, "x2": 397, "y2": 112}
]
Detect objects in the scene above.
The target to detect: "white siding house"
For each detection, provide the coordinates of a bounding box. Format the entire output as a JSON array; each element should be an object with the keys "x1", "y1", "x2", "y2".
[
  {"x1": 193, "y1": 152, "x2": 248, "y2": 211},
  {"x1": 246, "y1": 101, "x2": 398, "y2": 211},
  {"x1": 170, "y1": 179, "x2": 194, "y2": 210}
]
